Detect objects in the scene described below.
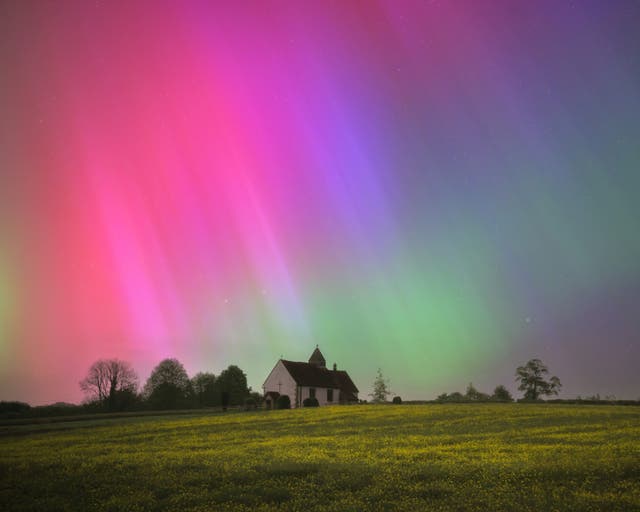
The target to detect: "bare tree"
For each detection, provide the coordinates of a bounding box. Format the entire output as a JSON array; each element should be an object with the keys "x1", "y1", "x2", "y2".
[{"x1": 80, "y1": 359, "x2": 138, "y2": 410}]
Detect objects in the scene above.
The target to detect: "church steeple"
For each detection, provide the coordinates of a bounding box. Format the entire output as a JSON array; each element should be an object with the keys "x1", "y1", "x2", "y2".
[{"x1": 308, "y1": 345, "x2": 326, "y2": 368}]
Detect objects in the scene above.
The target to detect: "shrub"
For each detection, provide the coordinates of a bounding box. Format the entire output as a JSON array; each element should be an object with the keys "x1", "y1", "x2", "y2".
[
  {"x1": 244, "y1": 397, "x2": 257, "y2": 410},
  {"x1": 448, "y1": 392, "x2": 465, "y2": 402},
  {"x1": 303, "y1": 397, "x2": 319, "y2": 407},
  {"x1": 392, "y1": 396, "x2": 402, "y2": 404},
  {"x1": 0, "y1": 401, "x2": 31, "y2": 414},
  {"x1": 276, "y1": 395, "x2": 291, "y2": 409},
  {"x1": 491, "y1": 385, "x2": 514, "y2": 402},
  {"x1": 249, "y1": 391, "x2": 264, "y2": 407},
  {"x1": 465, "y1": 383, "x2": 490, "y2": 401}
]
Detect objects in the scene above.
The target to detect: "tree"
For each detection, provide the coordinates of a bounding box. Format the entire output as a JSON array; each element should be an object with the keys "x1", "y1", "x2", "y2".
[
  {"x1": 191, "y1": 372, "x2": 216, "y2": 407},
  {"x1": 369, "y1": 368, "x2": 391, "y2": 403},
  {"x1": 465, "y1": 383, "x2": 489, "y2": 401},
  {"x1": 491, "y1": 385, "x2": 514, "y2": 402},
  {"x1": 447, "y1": 391, "x2": 464, "y2": 402},
  {"x1": 80, "y1": 359, "x2": 138, "y2": 411},
  {"x1": 515, "y1": 359, "x2": 562, "y2": 400},
  {"x1": 244, "y1": 397, "x2": 257, "y2": 410},
  {"x1": 249, "y1": 391, "x2": 264, "y2": 407},
  {"x1": 143, "y1": 358, "x2": 191, "y2": 409},
  {"x1": 216, "y1": 365, "x2": 249, "y2": 406}
]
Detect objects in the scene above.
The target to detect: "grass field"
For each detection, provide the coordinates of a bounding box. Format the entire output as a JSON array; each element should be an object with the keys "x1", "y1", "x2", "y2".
[{"x1": 1, "y1": 404, "x2": 639, "y2": 511}]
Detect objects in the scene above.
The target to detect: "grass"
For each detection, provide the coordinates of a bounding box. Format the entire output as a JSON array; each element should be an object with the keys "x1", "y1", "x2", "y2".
[{"x1": 1, "y1": 404, "x2": 639, "y2": 511}]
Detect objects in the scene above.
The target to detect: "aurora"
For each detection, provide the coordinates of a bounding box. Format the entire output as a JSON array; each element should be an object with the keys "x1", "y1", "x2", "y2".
[{"x1": 1, "y1": 0, "x2": 639, "y2": 404}]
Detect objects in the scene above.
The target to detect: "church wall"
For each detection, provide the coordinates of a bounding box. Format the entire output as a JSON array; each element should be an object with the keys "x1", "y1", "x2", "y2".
[
  {"x1": 299, "y1": 386, "x2": 341, "y2": 407},
  {"x1": 262, "y1": 360, "x2": 298, "y2": 407}
]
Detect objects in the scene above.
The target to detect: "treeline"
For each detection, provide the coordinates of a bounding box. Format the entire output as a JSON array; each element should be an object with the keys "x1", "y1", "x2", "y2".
[
  {"x1": 436, "y1": 358, "x2": 563, "y2": 403},
  {"x1": 433, "y1": 384, "x2": 637, "y2": 405},
  {"x1": 1, "y1": 357, "x2": 261, "y2": 419},
  {"x1": 436, "y1": 383, "x2": 514, "y2": 403}
]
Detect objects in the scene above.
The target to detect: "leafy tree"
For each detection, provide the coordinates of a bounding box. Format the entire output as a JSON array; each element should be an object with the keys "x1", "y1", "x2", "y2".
[
  {"x1": 515, "y1": 359, "x2": 562, "y2": 400},
  {"x1": 447, "y1": 391, "x2": 464, "y2": 402},
  {"x1": 216, "y1": 365, "x2": 249, "y2": 406},
  {"x1": 147, "y1": 382, "x2": 187, "y2": 410},
  {"x1": 491, "y1": 385, "x2": 514, "y2": 402},
  {"x1": 80, "y1": 359, "x2": 138, "y2": 411},
  {"x1": 438, "y1": 391, "x2": 466, "y2": 403},
  {"x1": 143, "y1": 358, "x2": 191, "y2": 409},
  {"x1": 249, "y1": 391, "x2": 263, "y2": 407},
  {"x1": 465, "y1": 383, "x2": 489, "y2": 401},
  {"x1": 369, "y1": 368, "x2": 391, "y2": 403},
  {"x1": 191, "y1": 372, "x2": 216, "y2": 407}
]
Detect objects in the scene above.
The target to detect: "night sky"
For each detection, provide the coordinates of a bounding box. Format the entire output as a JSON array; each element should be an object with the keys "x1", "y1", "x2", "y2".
[{"x1": 1, "y1": 1, "x2": 639, "y2": 404}]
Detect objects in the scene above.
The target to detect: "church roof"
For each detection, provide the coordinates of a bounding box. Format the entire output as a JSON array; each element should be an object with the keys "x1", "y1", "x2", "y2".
[{"x1": 281, "y1": 360, "x2": 359, "y2": 393}]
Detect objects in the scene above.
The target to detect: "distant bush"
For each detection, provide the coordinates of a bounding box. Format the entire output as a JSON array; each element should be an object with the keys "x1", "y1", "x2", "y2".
[
  {"x1": 491, "y1": 385, "x2": 514, "y2": 402},
  {"x1": 244, "y1": 397, "x2": 257, "y2": 410},
  {"x1": 465, "y1": 383, "x2": 490, "y2": 402},
  {"x1": 249, "y1": 391, "x2": 264, "y2": 407},
  {"x1": 276, "y1": 395, "x2": 291, "y2": 409},
  {"x1": 0, "y1": 401, "x2": 31, "y2": 414},
  {"x1": 303, "y1": 397, "x2": 319, "y2": 407},
  {"x1": 437, "y1": 386, "x2": 516, "y2": 403},
  {"x1": 545, "y1": 399, "x2": 640, "y2": 406},
  {"x1": 438, "y1": 392, "x2": 465, "y2": 403},
  {"x1": 392, "y1": 396, "x2": 402, "y2": 404},
  {"x1": 31, "y1": 403, "x2": 85, "y2": 417}
]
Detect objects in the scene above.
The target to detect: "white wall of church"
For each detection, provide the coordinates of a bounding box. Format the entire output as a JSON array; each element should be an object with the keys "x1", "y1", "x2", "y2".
[
  {"x1": 263, "y1": 360, "x2": 297, "y2": 406},
  {"x1": 299, "y1": 386, "x2": 341, "y2": 406}
]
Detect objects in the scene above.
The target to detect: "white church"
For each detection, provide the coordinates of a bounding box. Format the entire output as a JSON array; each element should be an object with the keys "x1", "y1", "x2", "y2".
[{"x1": 262, "y1": 347, "x2": 359, "y2": 408}]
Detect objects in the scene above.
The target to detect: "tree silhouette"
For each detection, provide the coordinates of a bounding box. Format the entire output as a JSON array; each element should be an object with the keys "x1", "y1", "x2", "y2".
[
  {"x1": 515, "y1": 359, "x2": 562, "y2": 400},
  {"x1": 491, "y1": 385, "x2": 514, "y2": 402},
  {"x1": 369, "y1": 368, "x2": 391, "y2": 403},
  {"x1": 465, "y1": 383, "x2": 489, "y2": 401},
  {"x1": 80, "y1": 359, "x2": 138, "y2": 411},
  {"x1": 216, "y1": 365, "x2": 249, "y2": 406},
  {"x1": 143, "y1": 358, "x2": 191, "y2": 409},
  {"x1": 191, "y1": 372, "x2": 216, "y2": 407}
]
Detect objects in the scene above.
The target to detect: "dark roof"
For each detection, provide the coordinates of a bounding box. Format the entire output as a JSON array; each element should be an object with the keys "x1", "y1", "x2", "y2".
[
  {"x1": 339, "y1": 389, "x2": 359, "y2": 403},
  {"x1": 281, "y1": 360, "x2": 359, "y2": 393},
  {"x1": 333, "y1": 370, "x2": 359, "y2": 394}
]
